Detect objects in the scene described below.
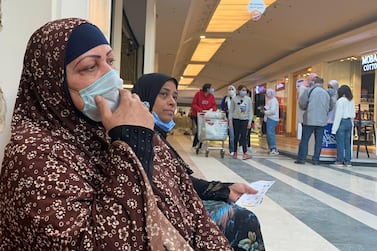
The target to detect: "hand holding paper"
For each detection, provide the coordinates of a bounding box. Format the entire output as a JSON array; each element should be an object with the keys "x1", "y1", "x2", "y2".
[{"x1": 235, "y1": 180, "x2": 275, "y2": 208}]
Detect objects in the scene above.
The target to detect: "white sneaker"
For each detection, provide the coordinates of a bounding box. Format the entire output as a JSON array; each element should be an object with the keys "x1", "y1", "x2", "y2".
[{"x1": 269, "y1": 150, "x2": 279, "y2": 155}]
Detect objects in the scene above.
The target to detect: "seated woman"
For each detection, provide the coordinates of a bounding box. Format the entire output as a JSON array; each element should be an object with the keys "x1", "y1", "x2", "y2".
[
  {"x1": 0, "y1": 18, "x2": 232, "y2": 250},
  {"x1": 132, "y1": 73, "x2": 266, "y2": 251}
]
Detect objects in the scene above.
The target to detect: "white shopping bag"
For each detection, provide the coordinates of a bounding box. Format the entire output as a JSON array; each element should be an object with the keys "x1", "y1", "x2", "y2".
[{"x1": 204, "y1": 119, "x2": 228, "y2": 140}]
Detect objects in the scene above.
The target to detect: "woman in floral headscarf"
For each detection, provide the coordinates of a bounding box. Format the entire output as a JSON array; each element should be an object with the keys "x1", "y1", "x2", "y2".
[{"x1": 0, "y1": 18, "x2": 232, "y2": 250}]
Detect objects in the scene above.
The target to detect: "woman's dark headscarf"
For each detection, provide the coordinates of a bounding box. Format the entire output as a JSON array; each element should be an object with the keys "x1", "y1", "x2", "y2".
[{"x1": 132, "y1": 73, "x2": 178, "y2": 111}]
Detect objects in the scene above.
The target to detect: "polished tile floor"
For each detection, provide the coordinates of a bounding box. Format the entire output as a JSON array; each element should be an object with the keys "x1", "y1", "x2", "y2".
[{"x1": 168, "y1": 130, "x2": 377, "y2": 251}]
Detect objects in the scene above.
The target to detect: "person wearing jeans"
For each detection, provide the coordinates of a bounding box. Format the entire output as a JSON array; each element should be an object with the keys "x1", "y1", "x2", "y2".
[
  {"x1": 331, "y1": 85, "x2": 355, "y2": 167},
  {"x1": 334, "y1": 119, "x2": 353, "y2": 166},
  {"x1": 297, "y1": 125, "x2": 326, "y2": 162},
  {"x1": 295, "y1": 76, "x2": 331, "y2": 165},
  {"x1": 262, "y1": 89, "x2": 279, "y2": 154}
]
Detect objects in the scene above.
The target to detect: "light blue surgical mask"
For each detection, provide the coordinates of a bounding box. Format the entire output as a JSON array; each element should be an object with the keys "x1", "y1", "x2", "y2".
[
  {"x1": 228, "y1": 90, "x2": 236, "y2": 97},
  {"x1": 327, "y1": 89, "x2": 335, "y2": 96},
  {"x1": 79, "y1": 70, "x2": 123, "y2": 121},
  {"x1": 209, "y1": 88, "x2": 215, "y2": 94},
  {"x1": 152, "y1": 112, "x2": 175, "y2": 132},
  {"x1": 239, "y1": 90, "x2": 247, "y2": 97}
]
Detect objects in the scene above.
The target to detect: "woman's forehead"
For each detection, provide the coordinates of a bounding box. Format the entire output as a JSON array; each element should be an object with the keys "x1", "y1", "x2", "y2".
[{"x1": 162, "y1": 80, "x2": 177, "y2": 89}]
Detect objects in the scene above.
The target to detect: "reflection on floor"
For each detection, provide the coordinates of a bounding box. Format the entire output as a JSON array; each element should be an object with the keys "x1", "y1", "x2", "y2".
[{"x1": 167, "y1": 131, "x2": 377, "y2": 251}]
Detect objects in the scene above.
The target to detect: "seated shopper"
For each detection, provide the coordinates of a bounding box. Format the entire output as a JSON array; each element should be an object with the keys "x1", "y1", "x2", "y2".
[{"x1": 133, "y1": 73, "x2": 266, "y2": 251}]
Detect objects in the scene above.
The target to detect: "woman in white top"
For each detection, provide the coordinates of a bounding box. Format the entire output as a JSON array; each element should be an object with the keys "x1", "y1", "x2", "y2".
[{"x1": 331, "y1": 85, "x2": 355, "y2": 167}]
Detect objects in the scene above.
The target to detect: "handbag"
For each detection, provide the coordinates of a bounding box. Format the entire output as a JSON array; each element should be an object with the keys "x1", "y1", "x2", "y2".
[{"x1": 138, "y1": 162, "x2": 194, "y2": 251}]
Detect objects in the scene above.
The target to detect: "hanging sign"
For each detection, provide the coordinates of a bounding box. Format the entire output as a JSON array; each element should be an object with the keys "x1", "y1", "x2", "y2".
[{"x1": 248, "y1": 0, "x2": 266, "y2": 22}]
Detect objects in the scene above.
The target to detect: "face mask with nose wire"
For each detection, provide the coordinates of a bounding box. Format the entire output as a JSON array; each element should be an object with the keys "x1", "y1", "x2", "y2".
[
  {"x1": 79, "y1": 69, "x2": 123, "y2": 122},
  {"x1": 152, "y1": 112, "x2": 175, "y2": 132}
]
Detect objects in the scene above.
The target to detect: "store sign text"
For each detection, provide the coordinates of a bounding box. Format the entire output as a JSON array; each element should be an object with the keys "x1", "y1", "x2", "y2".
[{"x1": 362, "y1": 53, "x2": 377, "y2": 72}]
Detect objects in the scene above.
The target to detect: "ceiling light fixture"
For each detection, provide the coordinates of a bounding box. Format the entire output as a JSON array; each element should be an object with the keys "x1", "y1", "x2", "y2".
[
  {"x1": 183, "y1": 64, "x2": 206, "y2": 76},
  {"x1": 191, "y1": 38, "x2": 226, "y2": 62},
  {"x1": 179, "y1": 77, "x2": 194, "y2": 85}
]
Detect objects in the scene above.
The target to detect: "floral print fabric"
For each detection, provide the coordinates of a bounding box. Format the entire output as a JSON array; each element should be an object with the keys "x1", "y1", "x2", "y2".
[{"x1": 204, "y1": 201, "x2": 265, "y2": 251}]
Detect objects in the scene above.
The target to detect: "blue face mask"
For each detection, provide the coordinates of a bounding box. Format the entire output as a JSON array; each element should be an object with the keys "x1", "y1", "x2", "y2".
[
  {"x1": 152, "y1": 112, "x2": 175, "y2": 132},
  {"x1": 79, "y1": 70, "x2": 123, "y2": 121},
  {"x1": 209, "y1": 88, "x2": 215, "y2": 94},
  {"x1": 239, "y1": 90, "x2": 247, "y2": 97},
  {"x1": 328, "y1": 89, "x2": 335, "y2": 96}
]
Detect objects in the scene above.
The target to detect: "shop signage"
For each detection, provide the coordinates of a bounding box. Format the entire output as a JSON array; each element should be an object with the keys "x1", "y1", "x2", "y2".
[
  {"x1": 361, "y1": 53, "x2": 377, "y2": 72},
  {"x1": 275, "y1": 82, "x2": 285, "y2": 91},
  {"x1": 255, "y1": 83, "x2": 266, "y2": 94}
]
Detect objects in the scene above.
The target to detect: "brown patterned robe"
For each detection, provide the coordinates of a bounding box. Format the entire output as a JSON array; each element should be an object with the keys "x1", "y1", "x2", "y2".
[{"x1": 0, "y1": 18, "x2": 232, "y2": 251}]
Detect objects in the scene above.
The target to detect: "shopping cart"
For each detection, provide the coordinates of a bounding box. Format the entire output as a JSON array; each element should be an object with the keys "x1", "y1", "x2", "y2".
[{"x1": 196, "y1": 110, "x2": 228, "y2": 158}]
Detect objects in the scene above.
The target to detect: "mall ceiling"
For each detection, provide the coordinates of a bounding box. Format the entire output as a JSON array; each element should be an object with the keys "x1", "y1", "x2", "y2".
[{"x1": 123, "y1": 0, "x2": 377, "y2": 100}]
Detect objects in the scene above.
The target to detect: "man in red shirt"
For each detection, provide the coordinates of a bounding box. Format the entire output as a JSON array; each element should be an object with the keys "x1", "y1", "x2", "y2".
[{"x1": 191, "y1": 83, "x2": 217, "y2": 148}]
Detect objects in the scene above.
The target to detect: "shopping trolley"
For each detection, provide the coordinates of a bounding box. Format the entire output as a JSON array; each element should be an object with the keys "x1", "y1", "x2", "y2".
[{"x1": 196, "y1": 110, "x2": 228, "y2": 158}]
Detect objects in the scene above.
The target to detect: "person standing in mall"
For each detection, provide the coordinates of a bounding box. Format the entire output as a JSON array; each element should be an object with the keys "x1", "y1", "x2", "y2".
[
  {"x1": 261, "y1": 88, "x2": 280, "y2": 154},
  {"x1": 295, "y1": 77, "x2": 331, "y2": 165},
  {"x1": 246, "y1": 88, "x2": 255, "y2": 153},
  {"x1": 191, "y1": 83, "x2": 217, "y2": 149},
  {"x1": 327, "y1": 80, "x2": 339, "y2": 123},
  {"x1": 296, "y1": 73, "x2": 319, "y2": 140},
  {"x1": 331, "y1": 85, "x2": 355, "y2": 167},
  {"x1": 221, "y1": 85, "x2": 236, "y2": 155},
  {"x1": 229, "y1": 85, "x2": 253, "y2": 160}
]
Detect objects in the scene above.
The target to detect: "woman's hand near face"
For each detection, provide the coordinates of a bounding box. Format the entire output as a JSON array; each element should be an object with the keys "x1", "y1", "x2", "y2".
[{"x1": 96, "y1": 89, "x2": 154, "y2": 131}]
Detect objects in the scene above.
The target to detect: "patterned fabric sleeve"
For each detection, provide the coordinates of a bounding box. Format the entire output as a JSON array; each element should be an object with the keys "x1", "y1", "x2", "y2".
[{"x1": 0, "y1": 132, "x2": 154, "y2": 250}]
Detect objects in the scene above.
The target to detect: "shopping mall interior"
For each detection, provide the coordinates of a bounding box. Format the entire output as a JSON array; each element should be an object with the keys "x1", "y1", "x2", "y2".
[{"x1": 0, "y1": 1, "x2": 376, "y2": 250}]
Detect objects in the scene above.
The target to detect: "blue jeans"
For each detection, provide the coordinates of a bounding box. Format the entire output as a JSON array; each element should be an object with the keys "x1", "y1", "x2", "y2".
[
  {"x1": 336, "y1": 119, "x2": 353, "y2": 164},
  {"x1": 228, "y1": 127, "x2": 235, "y2": 153},
  {"x1": 298, "y1": 125, "x2": 325, "y2": 162},
  {"x1": 266, "y1": 118, "x2": 278, "y2": 151}
]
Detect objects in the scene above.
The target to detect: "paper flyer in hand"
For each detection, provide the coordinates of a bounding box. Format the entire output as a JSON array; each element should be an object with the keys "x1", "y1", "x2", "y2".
[{"x1": 236, "y1": 180, "x2": 275, "y2": 208}]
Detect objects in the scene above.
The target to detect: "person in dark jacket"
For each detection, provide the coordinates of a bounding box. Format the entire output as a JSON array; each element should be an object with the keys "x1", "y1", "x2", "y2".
[
  {"x1": 220, "y1": 85, "x2": 236, "y2": 155},
  {"x1": 133, "y1": 73, "x2": 266, "y2": 251}
]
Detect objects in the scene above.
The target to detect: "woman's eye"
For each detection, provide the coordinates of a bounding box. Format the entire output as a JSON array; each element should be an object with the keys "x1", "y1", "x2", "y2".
[
  {"x1": 160, "y1": 92, "x2": 168, "y2": 97},
  {"x1": 81, "y1": 64, "x2": 97, "y2": 72},
  {"x1": 107, "y1": 58, "x2": 115, "y2": 65}
]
